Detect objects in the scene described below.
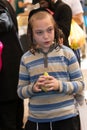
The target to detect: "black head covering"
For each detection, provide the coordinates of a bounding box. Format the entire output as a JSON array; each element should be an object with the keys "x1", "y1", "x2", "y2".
[{"x1": 28, "y1": 7, "x2": 50, "y2": 20}]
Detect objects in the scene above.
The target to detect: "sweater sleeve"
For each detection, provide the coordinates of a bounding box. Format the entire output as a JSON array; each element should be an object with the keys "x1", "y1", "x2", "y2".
[
  {"x1": 58, "y1": 55, "x2": 85, "y2": 94},
  {"x1": 17, "y1": 56, "x2": 35, "y2": 99}
]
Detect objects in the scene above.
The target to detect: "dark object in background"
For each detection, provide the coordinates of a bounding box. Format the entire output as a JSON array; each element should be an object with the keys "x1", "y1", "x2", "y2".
[
  {"x1": 20, "y1": 34, "x2": 29, "y2": 53},
  {"x1": 0, "y1": 0, "x2": 24, "y2": 129},
  {"x1": 32, "y1": 0, "x2": 39, "y2": 4}
]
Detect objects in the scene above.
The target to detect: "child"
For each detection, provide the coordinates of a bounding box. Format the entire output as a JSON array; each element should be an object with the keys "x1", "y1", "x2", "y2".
[{"x1": 17, "y1": 8, "x2": 85, "y2": 130}]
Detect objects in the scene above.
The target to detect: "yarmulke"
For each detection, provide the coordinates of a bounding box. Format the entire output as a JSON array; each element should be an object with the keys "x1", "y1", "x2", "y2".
[{"x1": 28, "y1": 7, "x2": 50, "y2": 20}]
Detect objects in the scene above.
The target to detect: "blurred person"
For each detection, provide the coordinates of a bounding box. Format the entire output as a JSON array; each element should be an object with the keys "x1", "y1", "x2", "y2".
[
  {"x1": 80, "y1": 0, "x2": 85, "y2": 8},
  {"x1": 0, "y1": 0, "x2": 24, "y2": 130},
  {"x1": 17, "y1": 8, "x2": 84, "y2": 130},
  {"x1": 62, "y1": 0, "x2": 84, "y2": 26},
  {"x1": 62, "y1": 0, "x2": 86, "y2": 60},
  {"x1": 8, "y1": 0, "x2": 16, "y2": 10},
  {"x1": 15, "y1": 0, "x2": 32, "y2": 16},
  {"x1": 51, "y1": 0, "x2": 72, "y2": 47}
]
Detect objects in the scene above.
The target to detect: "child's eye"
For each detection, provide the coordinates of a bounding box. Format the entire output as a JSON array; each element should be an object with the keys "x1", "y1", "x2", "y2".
[
  {"x1": 47, "y1": 27, "x2": 54, "y2": 33},
  {"x1": 36, "y1": 31, "x2": 43, "y2": 35}
]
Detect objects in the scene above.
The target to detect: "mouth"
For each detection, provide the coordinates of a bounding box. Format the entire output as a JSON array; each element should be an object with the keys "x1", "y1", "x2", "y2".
[{"x1": 44, "y1": 41, "x2": 51, "y2": 45}]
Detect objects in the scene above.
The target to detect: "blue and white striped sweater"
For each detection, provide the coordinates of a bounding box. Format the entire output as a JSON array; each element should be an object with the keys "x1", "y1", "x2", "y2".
[{"x1": 17, "y1": 45, "x2": 84, "y2": 122}]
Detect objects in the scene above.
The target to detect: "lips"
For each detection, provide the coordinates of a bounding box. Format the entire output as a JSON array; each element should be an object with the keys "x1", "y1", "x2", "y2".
[{"x1": 44, "y1": 41, "x2": 50, "y2": 45}]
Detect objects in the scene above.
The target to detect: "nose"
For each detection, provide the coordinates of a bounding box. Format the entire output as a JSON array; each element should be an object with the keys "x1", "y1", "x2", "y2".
[{"x1": 43, "y1": 32, "x2": 49, "y2": 39}]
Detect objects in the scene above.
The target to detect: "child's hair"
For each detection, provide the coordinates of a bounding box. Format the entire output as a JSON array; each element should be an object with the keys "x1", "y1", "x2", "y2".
[
  {"x1": 27, "y1": 8, "x2": 60, "y2": 52},
  {"x1": 58, "y1": 29, "x2": 65, "y2": 40}
]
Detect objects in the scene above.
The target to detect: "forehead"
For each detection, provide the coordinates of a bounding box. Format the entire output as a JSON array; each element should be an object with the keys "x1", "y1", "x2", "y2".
[
  {"x1": 32, "y1": 16, "x2": 53, "y2": 30},
  {"x1": 30, "y1": 11, "x2": 52, "y2": 22},
  {"x1": 30, "y1": 12, "x2": 54, "y2": 28}
]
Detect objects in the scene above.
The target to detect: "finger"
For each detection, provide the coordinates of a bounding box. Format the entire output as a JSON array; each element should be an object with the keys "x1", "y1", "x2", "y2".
[{"x1": 46, "y1": 86, "x2": 53, "y2": 91}]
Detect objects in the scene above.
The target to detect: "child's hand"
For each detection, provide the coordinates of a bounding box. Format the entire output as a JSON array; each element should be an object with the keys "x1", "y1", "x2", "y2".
[
  {"x1": 33, "y1": 75, "x2": 46, "y2": 92},
  {"x1": 33, "y1": 72, "x2": 60, "y2": 92},
  {"x1": 42, "y1": 75, "x2": 59, "y2": 92}
]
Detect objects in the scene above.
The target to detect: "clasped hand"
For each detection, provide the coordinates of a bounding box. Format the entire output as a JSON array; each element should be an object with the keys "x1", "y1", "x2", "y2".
[{"x1": 33, "y1": 75, "x2": 59, "y2": 92}]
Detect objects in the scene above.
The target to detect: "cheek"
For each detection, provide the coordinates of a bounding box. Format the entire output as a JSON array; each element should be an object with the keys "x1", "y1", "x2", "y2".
[
  {"x1": 51, "y1": 32, "x2": 55, "y2": 40},
  {"x1": 33, "y1": 34, "x2": 41, "y2": 43},
  {"x1": 33, "y1": 33, "x2": 38, "y2": 40}
]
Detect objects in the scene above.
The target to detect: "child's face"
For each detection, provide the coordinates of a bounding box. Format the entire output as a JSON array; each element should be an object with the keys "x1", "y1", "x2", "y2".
[{"x1": 32, "y1": 16, "x2": 54, "y2": 52}]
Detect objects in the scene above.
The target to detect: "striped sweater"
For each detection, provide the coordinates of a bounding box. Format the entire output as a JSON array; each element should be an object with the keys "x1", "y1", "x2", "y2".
[{"x1": 17, "y1": 45, "x2": 84, "y2": 123}]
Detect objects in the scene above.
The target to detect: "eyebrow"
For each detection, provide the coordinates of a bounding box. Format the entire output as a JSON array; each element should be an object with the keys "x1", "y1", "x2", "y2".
[{"x1": 34, "y1": 25, "x2": 54, "y2": 30}]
